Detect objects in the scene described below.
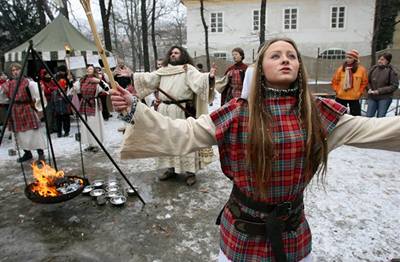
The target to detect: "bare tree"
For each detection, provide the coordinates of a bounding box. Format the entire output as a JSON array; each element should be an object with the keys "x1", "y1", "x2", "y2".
[
  {"x1": 200, "y1": 0, "x2": 210, "y2": 70},
  {"x1": 111, "y1": 4, "x2": 119, "y2": 53},
  {"x1": 260, "y1": 0, "x2": 267, "y2": 45},
  {"x1": 141, "y1": 0, "x2": 150, "y2": 71},
  {"x1": 134, "y1": 1, "x2": 143, "y2": 69},
  {"x1": 43, "y1": 0, "x2": 55, "y2": 20},
  {"x1": 36, "y1": 0, "x2": 47, "y2": 29},
  {"x1": 151, "y1": 0, "x2": 158, "y2": 68},
  {"x1": 99, "y1": 0, "x2": 113, "y2": 51},
  {"x1": 371, "y1": 0, "x2": 381, "y2": 66},
  {"x1": 107, "y1": 0, "x2": 185, "y2": 70},
  {"x1": 121, "y1": 0, "x2": 137, "y2": 70},
  {"x1": 59, "y1": 0, "x2": 69, "y2": 19}
]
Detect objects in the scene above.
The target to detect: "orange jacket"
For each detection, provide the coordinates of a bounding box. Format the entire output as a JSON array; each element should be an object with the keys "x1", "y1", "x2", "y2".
[{"x1": 331, "y1": 64, "x2": 368, "y2": 100}]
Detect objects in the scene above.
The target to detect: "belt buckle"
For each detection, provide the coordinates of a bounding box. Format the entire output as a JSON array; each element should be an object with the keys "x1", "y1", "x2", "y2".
[{"x1": 275, "y1": 201, "x2": 292, "y2": 220}]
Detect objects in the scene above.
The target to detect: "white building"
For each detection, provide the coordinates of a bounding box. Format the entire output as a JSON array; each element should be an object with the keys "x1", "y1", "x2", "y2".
[{"x1": 182, "y1": 0, "x2": 375, "y2": 63}]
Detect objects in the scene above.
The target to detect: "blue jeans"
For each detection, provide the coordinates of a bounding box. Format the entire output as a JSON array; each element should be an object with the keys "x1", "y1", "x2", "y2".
[{"x1": 366, "y1": 98, "x2": 392, "y2": 117}]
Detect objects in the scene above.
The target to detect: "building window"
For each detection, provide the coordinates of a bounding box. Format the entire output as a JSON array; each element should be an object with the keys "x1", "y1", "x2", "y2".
[
  {"x1": 331, "y1": 6, "x2": 345, "y2": 29},
  {"x1": 253, "y1": 10, "x2": 260, "y2": 31},
  {"x1": 210, "y1": 12, "x2": 223, "y2": 33},
  {"x1": 284, "y1": 8, "x2": 297, "y2": 30},
  {"x1": 214, "y1": 52, "x2": 227, "y2": 60},
  {"x1": 319, "y1": 48, "x2": 346, "y2": 59}
]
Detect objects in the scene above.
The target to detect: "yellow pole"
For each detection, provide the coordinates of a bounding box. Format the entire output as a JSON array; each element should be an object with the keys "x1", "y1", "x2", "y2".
[{"x1": 79, "y1": 0, "x2": 117, "y2": 91}]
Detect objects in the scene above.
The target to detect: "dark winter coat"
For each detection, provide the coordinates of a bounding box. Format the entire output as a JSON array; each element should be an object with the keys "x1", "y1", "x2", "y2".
[{"x1": 367, "y1": 64, "x2": 399, "y2": 100}]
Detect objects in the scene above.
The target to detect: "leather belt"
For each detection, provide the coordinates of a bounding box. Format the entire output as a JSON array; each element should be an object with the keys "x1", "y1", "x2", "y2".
[
  {"x1": 217, "y1": 185, "x2": 303, "y2": 262},
  {"x1": 161, "y1": 99, "x2": 191, "y2": 105}
]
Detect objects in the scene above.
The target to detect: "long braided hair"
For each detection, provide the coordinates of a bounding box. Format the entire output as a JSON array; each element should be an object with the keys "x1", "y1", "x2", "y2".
[{"x1": 246, "y1": 37, "x2": 328, "y2": 195}]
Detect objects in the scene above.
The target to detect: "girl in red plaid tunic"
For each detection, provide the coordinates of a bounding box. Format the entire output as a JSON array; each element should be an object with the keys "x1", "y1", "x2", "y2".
[
  {"x1": 1, "y1": 63, "x2": 46, "y2": 163},
  {"x1": 111, "y1": 38, "x2": 400, "y2": 262},
  {"x1": 72, "y1": 65, "x2": 109, "y2": 152},
  {"x1": 217, "y1": 48, "x2": 248, "y2": 106}
]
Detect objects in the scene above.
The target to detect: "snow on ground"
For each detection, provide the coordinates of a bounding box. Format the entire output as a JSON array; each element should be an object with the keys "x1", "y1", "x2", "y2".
[{"x1": 1, "y1": 94, "x2": 399, "y2": 261}]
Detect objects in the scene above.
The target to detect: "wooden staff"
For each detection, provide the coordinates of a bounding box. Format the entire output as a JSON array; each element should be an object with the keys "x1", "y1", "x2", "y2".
[
  {"x1": 80, "y1": 0, "x2": 127, "y2": 115},
  {"x1": 80, "y1": 0, "x2": 117, "y2": 90}
]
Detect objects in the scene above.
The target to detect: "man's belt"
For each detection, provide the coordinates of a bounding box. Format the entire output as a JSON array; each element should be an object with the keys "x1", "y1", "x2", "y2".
[
  {"x1": 218, "y1": 185, "x2": 303, "y2": 262},
  {"x1": 161, "y1": 99, "x2": 192, "y2": 105}
]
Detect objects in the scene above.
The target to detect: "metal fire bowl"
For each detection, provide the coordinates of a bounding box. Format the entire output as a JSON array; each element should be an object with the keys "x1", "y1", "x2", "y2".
[{"x1": 24, "y1": 176, "x2": 87, "y2": 204}]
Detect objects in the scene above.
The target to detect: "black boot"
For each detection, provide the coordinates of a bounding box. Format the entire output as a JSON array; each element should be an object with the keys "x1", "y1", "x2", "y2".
[
  {"x1": 159, "y1": 168, "x2": 177, "y2": 181},
  {"x1": 37, "y1": 149, "x2": 45, "y2": 162},
  {"x1": 185, "y1": 172, "x2": 196, "y2": 186},
  {"x1": 17, "y1": 150, "x2": 33, "y2": 163}
]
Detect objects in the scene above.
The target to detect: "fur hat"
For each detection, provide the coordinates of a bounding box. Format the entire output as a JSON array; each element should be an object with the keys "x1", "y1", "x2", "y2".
[{"x1": 346, "y1": 49, "x2": 360, "y2": 61}]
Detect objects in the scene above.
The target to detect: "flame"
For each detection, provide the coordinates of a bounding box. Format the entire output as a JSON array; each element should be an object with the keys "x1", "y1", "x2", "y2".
[{"x1": 30, "y1": 161, "x2": 65, "y2": 197}]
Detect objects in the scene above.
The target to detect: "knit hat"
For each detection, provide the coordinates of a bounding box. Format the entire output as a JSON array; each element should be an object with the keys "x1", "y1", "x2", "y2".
[{"x1": 346, "y1": 49, "x2": 359, "y2": 61}]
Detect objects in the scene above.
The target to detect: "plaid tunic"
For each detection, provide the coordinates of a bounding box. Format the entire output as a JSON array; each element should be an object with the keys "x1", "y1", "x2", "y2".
[
  {"x1": 79, "y1": 77, "x2": 102, "y2": 116},
  {"x1": 210, "y1": 96, "x2": 346, "y2": 261},
  {"x1": 222, "y1": 63, "x2": 247, "y2": 105},
  {"x1": 3, "y1": 78, "x2": 41, "y2": 132}
]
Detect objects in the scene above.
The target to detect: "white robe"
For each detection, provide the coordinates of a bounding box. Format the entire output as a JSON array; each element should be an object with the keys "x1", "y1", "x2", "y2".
[
  {"x1": 73, "y1": 80, "x2": 108, "y2": 147},
  {"x1": 133, "y1": 64, "x2": 214, "y2": 174}
]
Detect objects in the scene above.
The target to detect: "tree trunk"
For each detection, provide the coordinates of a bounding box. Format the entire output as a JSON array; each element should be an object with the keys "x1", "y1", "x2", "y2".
[
  {"x1": 111, "y1": 5, "x2": 119, "y2": 53},
  {"x1": 134, "y1": 1, "x2": 143, "y2": 69},
  {"x1": 371, "y1": 0, "x2": 381, "y2": 66},
  {"x1": 99, "y1": 0, "x2": 113, "y2": 51},
  {"x1": 200, "y1": 0, "x2": 210, "y2": 71},
  {"x1": 151, "y1": 0, "x2": 158, "y2": 69},
  {"x1": 260, "y1": 0, "x2": 267, "y2": 46},
  {"x1": 141, "y1": 0, "x2": 150, "y2": 71},
  {"x1": 43, "y1": 0, "x2": 54, "y2": 20},
  {"x1": 36, "y1": 0, "x2": 46, "y2": 29},
  {"x1": 60, "y1": 0, "x2": 69, "y2": 20},
  {"x1": 124, "y1": 0, "x2": 136, "y2": 70}
]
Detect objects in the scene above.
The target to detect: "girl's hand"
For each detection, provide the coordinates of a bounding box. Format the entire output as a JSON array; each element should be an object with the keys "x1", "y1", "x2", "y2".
[{"x1": 110, "y1": 85, "x2": 134, "y2": 112}]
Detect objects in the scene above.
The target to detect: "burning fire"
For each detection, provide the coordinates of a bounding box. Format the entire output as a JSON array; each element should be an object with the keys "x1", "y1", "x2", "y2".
[{"x1": 31, "y1": 161, "x2": 65, "y2": 197}]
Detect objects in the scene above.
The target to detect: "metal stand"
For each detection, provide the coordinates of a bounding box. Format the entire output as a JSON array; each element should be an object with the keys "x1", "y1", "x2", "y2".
[{"x1": 0, "y1": 41, "x2": 145, "y2": 205}]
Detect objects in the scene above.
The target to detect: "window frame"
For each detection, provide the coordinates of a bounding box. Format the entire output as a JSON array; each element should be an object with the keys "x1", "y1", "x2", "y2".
[
  {"x1": 282, "y1": 7, "x2": 298, "y2": 32},
  {"x1": 330, "y1": 5, "x2": 346, "y2": 30},
  {"x1": 213, "y1": 51, "x2": 228, "y2": 60},
  {"x1": 319, "y1": 48, "x2": 346, "y2": 60},
  {"x1": 210, "y1": 11, "x2": 224, "y2": 33},
  {"x1": 252, "y1": 9, "x2": 260, "y2": 31}
]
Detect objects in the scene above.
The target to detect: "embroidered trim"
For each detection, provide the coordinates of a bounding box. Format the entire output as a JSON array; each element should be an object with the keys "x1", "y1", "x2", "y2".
[
  {"x1": 262, "y1": 81, "x2": 299, "y2": 97},
  {"x1": 122, "y1": 96, "x2": 138, "y2": 124}
]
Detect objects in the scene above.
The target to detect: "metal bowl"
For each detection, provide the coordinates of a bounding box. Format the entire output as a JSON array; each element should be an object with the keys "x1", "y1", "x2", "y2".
[
  {"x1": 106, "y1": 180, "x2": 118, "y2": 187},
  {"x1": 82, "y1": 185, "x2": 95, "y2": 194},
  {"x1": 125, "y1": 187, "x2": 137, "y2": 196},
  {"x1": 91, "y1": 180, "x2": 104, "y2": 188},
  {"x1": 110, "y1": 195, "x2": 126, "y2": 206},
  {"x1": 105, "y1": 185, "x2": 119, "y2": 192},
  {"x1": 105, "y1": 191, "x2": 122, "y2": 198},
  {"x1": 90, "y1": 189, "x2": 105, "y2": 197}
]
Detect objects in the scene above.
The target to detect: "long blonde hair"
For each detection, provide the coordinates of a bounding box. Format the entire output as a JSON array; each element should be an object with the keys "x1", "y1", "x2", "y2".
[{"x1": 246, "y1": 37, "x2": 328, "y2": 194}]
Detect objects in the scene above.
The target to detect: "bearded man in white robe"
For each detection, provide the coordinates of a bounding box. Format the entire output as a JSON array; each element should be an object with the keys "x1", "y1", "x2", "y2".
[{"x1": 131, "y1": 46, "x2": 216, "y2": 186}]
